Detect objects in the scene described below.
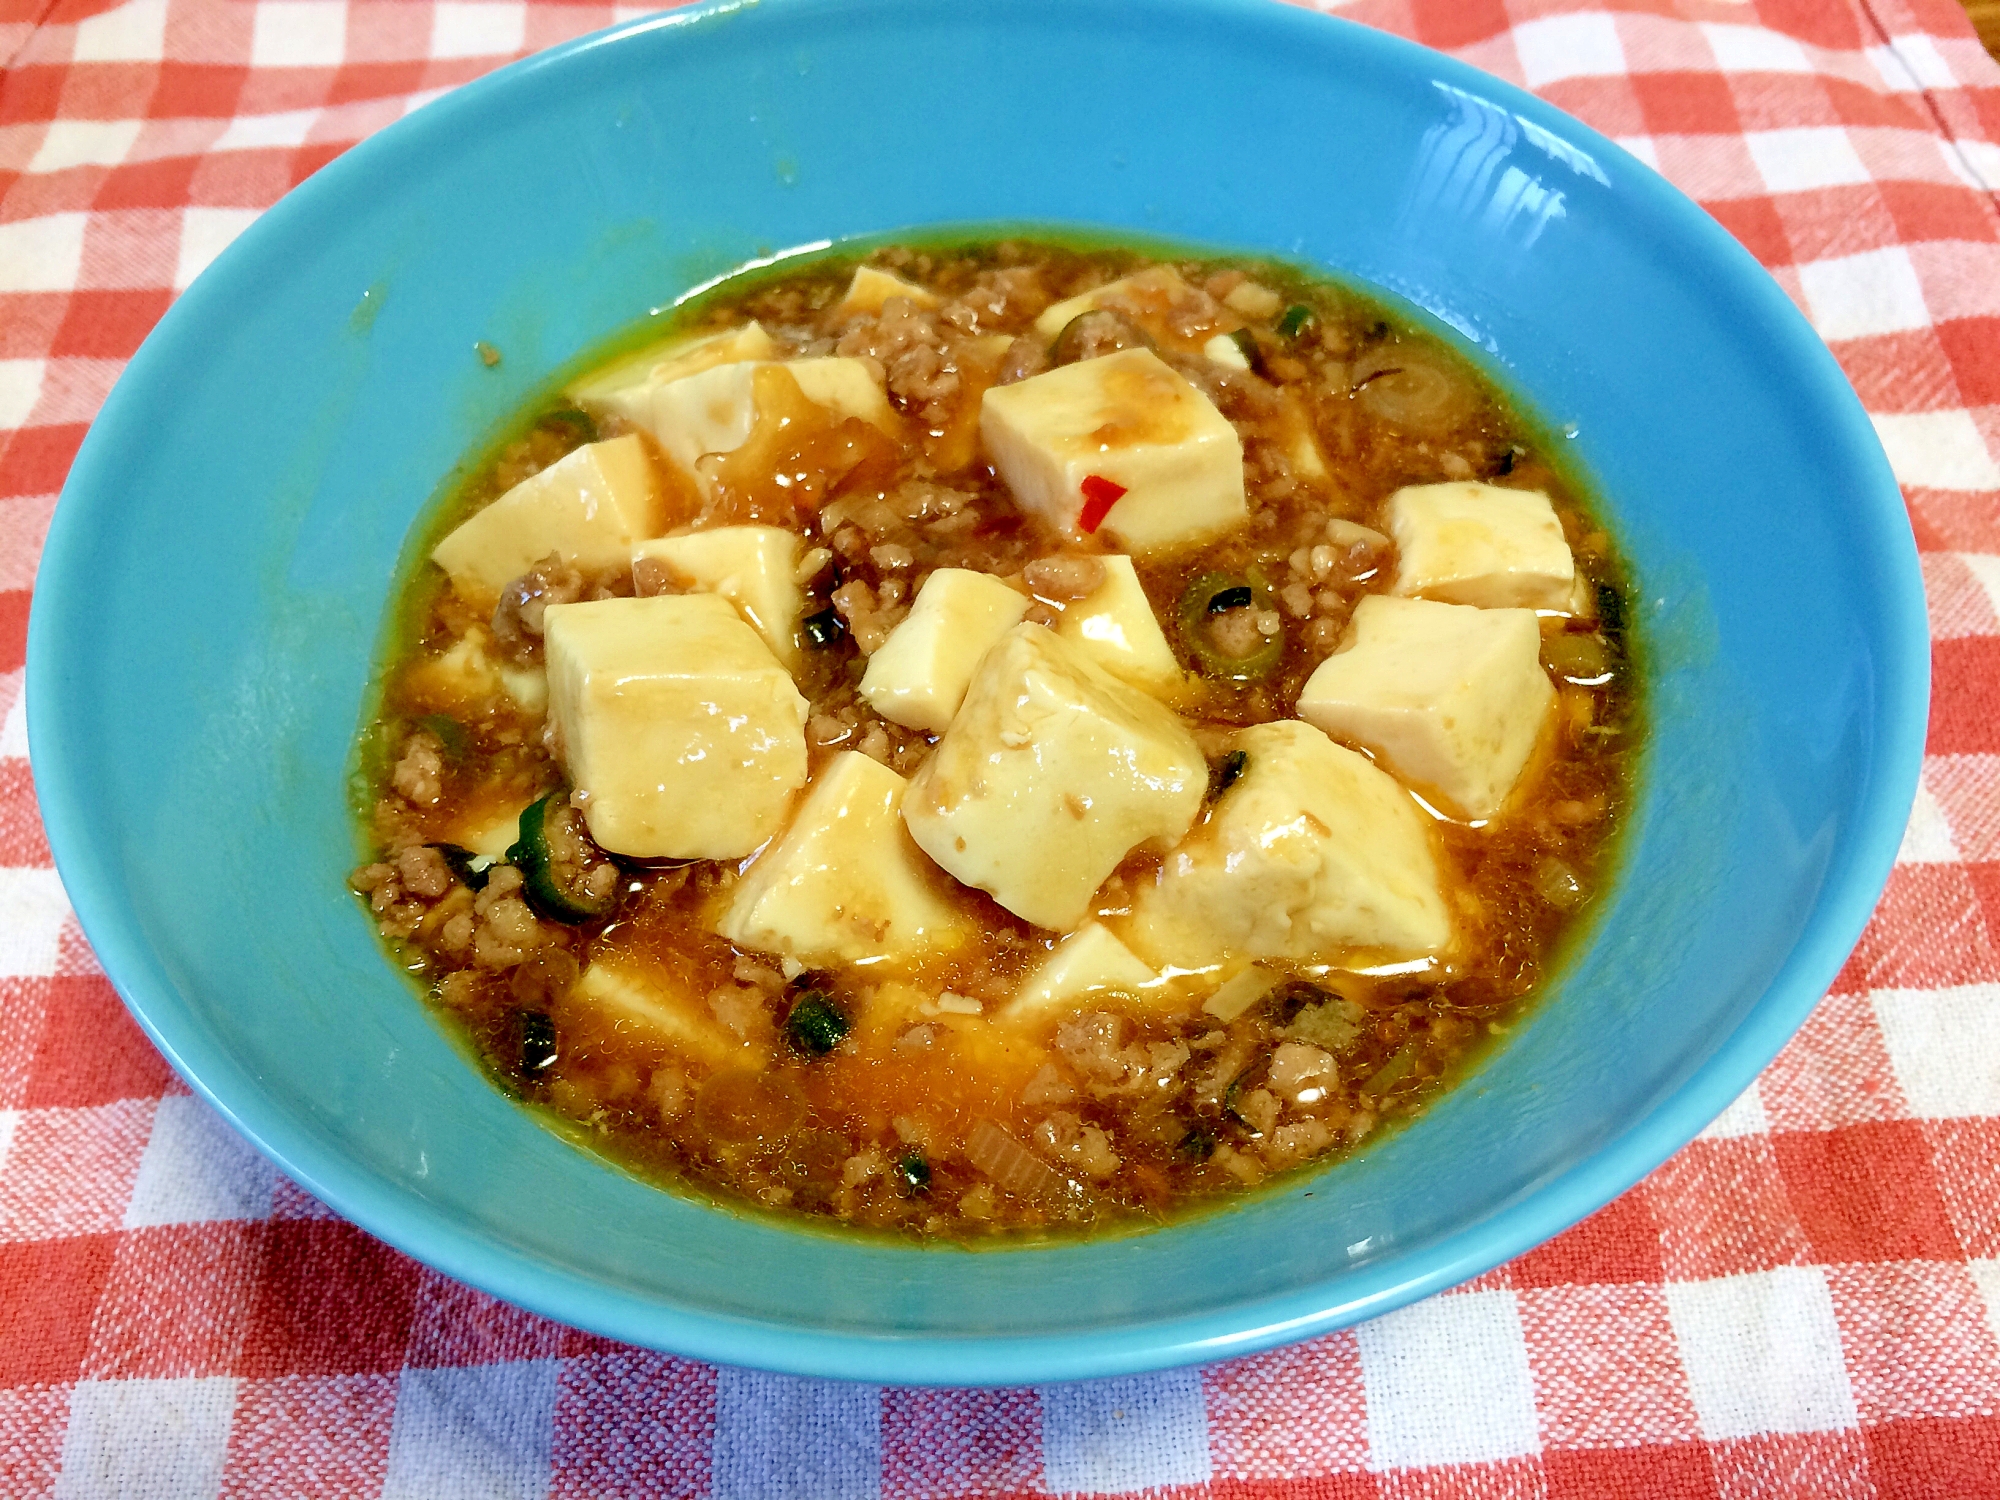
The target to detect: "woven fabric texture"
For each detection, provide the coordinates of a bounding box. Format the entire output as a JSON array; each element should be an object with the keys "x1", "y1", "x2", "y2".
[{"x1": 4, "y1": 0, "x2": 2000, "y2": 1494}]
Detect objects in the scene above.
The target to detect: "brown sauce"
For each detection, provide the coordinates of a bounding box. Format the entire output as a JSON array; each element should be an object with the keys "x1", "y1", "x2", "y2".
[{"x1": 349, "y1": 237, "x2": 1640, "y2": 1242}]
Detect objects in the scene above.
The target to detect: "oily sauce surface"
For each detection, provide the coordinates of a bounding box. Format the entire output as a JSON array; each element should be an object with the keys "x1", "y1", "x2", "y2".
[{"x1": 350, "y1": 240, "x2": 1639, "y2": 1240}]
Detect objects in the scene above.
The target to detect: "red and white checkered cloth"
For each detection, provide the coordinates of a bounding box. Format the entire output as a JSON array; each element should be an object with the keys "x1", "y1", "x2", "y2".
[{"x1": 4, "y1": 0, "x2": 1999, "y2": 1493}]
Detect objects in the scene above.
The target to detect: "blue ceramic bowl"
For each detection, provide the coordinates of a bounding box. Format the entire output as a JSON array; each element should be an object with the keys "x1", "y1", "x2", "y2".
[{"x1": 30, "y1": 0, "x2": 1925, "y2": 1384}]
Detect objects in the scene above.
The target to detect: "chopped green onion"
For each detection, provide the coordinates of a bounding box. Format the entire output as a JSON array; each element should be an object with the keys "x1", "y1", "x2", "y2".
[
  {"x1": 1222, "y1": 1064, "x2": 1266, "y2": 1133},
  {"x1": 1277, "y1": 304, "x2": 1315, "y2": 340},
  {"x1": 1284, "y1": 998, "x2": 1365, "y2": 1052},
  {"x1": 803, "y1": 607, "x2": 846, "y2": 649},
  {"x1": 1361, "y1": 1039, "x2": 1424, "y2": 1097},
  {"x1": 515, "y1": 1009, "x2": 558, "y2": 1075},
  {"x1": 786, "y1": 990, "x2": 849, "y2": 1056},
  {"x1": 894, "y1": 1151, "x2": 931, "y2": 1194},
  {"x1": 540, "y1": 407, "x2": 596, "y2": 443},
  {"x1": 414, "y1": 713, "x2": 469, "y2": 761},
  {"x1": 1178, "y1": 1126, "x2": 1216, "y2": 1160},
  {"x1": 1209, "y1": 749, "x2": 1248, "y2": 800},
  {"x1": 1596, "y1": 583, "x2": 1626, "y2": 638}
]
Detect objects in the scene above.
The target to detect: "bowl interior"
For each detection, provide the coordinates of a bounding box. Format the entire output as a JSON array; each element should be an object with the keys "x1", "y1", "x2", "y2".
[{"x1": 29, "y1": 0, "x2": 1924, "y2": 1384}]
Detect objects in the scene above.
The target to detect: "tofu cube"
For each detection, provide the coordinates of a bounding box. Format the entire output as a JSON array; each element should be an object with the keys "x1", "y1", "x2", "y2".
[
  {"x1": 593, "y1": 357, "x2": 896, "y2": 491},
  {"x1": 840, "y1": 266, "x2": 940, "y2": 314},
  {"x1": 565, "y1": 321, "x2": 779, "y2": 406},
  {"x1": 401, "y1": 627, "x2": 547, "y2": 717},
  {"x1": 561, "y1": 960, "x2": 754, "y2": 1070},
  {"x1": 617, "y1": 361, "x2": 763, "y2": 479},
  {"x1": 718, "y1": 752, "x2": 973, "y2": 966},
  {"x1": 1295, "y1": 594, "x2": 1554, "y2": 820},
  {"x1": 446, "y1": 794, "x2": 533, "y2": 862},
  {"x1": 1123, "y1": 720, "x2": 1452, "y2": 969},
  {"x1": 632, "y1": 526, "x2": 804, "y2": 669},
  {"x1": 543, "y1": 593, "x2": 808, "y2": 860},
  {"x1": 1002, "y1": 923, "x2": 1160, "y2": 1025},
  {"x1": 430, "y1": 436, "x2": 666, "y2": 601},
  {"x1": 859, "y1": 569, "x2": 1029, "y2": 733},
  {"x1": 787, "y1": 357, "x2": 900, "y2": 432},
  {"x1": 980, "y1": 349, "x2": 1246, "y2": 554},
  {"x1": 1203, "y1": 332, "x2": 1251, "y2": 371},
  {"x1": 402, "y1": 629, "x2": 502, "y2": 711},
  {"x1": 902, "y1": 624, "x2": 1206, "y2": 931},
  {"x1": 1276, "y1": 390, "x2": 1329, "y2": 480},
  {"x1": 1031, "y1": 266, "x2": 1201, "y2": 342},
  {"x1": 497, "y1": 662, "x2": 547, "y2": 715},
  {"x1": 648, "y1": 322, "x2": 781, "y2": 383},
  {"x1": 1054, "y1": 555, "x2": 1184, "y2": 699},
  {"x1": 1223, "y1": 280, "x2": 1284, "y2": 319},
  {"x1": 1387, "y1": 481, "x2": 1575, "y2": 610}
]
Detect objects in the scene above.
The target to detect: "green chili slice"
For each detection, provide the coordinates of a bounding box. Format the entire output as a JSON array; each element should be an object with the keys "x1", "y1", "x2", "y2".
[
  {"x1": 1177, "y1": 572, "x2": 1283, "y2": 682},
  {"x1": 507, "y1": 794, "x2": 620, "y2": 924}
]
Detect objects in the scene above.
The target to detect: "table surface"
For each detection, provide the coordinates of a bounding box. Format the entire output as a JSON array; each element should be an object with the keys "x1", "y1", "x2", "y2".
[{"x1": 5, "y1": 0, "x2": 2000, "y2": 1495}]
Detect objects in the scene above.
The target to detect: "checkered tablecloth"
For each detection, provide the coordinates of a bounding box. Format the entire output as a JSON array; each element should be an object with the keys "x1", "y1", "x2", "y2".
[{"x1": 4, "y1": 0, "x2": 2000, "y2": 1493}]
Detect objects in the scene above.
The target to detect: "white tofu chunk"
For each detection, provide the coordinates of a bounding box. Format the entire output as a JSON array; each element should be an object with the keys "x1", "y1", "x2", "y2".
[
  {"x1": 463, "y1": 811, "x2": 521, "y2": 862},
  {"x1": 1223, "y1": 281, "x2": 1284, "y2": 319},
  {"x1": 1123, "y1": 720, "x2": 1451, "y2": 968},
  {"x1": 1387, "y1": 481, "x2": 1575, "y2": 610},
  {"x1": 980, "y1": 349, "x2": 1246, "y2": 554},
  {"x1": 430, "y1": 436, "x2": 666, "y2": 600},
  {"x1": 902, "y1": 624, "x2": 1206, "y2": 931},
  {"x1": 1002, "y1": 924, "x2": 1159, "y2": 1024},
  {"x1": 543, "y1": 593, "x2": 808, "y2": 860},
  {"x1": 1277, "y1": 391, "x2": 1329, "y2": 480},
  {"x1": 594, "y1": 357, "x2": 896, "y2": 491},
  {"x1": 840, "y1": 266, "x2": 940, "y2": 314},
  {"x1": 564, "y1": 961, "x2": 752, "y2": 1069},
  {"x1": 632, "y1": 526, "x2": 804, "y2": 669},
  {"x1": 718, "y1": 752, "x2": 973, "y2": 966},
  {"x1": 497, "y1": 662, "x2": 547, "y2": 715},
  {"x1": 565, "y1": 321, "x2": 779, "y2": 406},
  {"x1": 967, "y1": 331, "x2": 1016, "y2": 364},
  {"x1": 402, "y1": 627, "x2": 545, "y2": 716},
  {"x1": 1328, "y1": 518, "x2": 1391, "y2": 552},
  {"x1": 787, "y1": 357, "x2": 900, "y2": 431},
  {"x1": 1054, "y1": 555, "x2": 1184, "y2": 699},
  {"x1": 859, "y1": 569, "x2": 1029, "y2": 732},
  {"x1": 446, "y1": 796, "x2": 532, "y2": 862},
  {"x1": 1203, "y1": 332, "x2": 1251, "y2": 370},
  {"x1": 1295, "y1": 594, "x2": 1554, "y2": 820},
  {"x1": 618, "y1": 361, "x2": 762, "y2": 478},
  {"x1": 1031, "y1": 266, "x2": 1200, "y2": 342},
  {"x1": 403, "y1": 629, "x2": 500, "y2": 709},
  {"x1": 1202, "y1": 964, "x2": 1280, "y2": 1022}
]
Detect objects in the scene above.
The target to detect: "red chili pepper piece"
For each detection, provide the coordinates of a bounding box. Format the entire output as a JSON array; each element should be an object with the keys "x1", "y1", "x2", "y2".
[{"x1": 1078, "y1": 474, "x2": 1127, "y2": 534}]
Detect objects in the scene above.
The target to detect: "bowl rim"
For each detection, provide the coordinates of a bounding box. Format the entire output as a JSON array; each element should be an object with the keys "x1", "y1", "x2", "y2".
[{"x1": 28, "y1": 0, "x2": 1929, "y2": 1385}]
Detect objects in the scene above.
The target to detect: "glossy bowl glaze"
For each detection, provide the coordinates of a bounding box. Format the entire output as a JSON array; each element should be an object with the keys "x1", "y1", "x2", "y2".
[{"x1": 29, "y1": 0, "x2": 1925, "y2": 1383}]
